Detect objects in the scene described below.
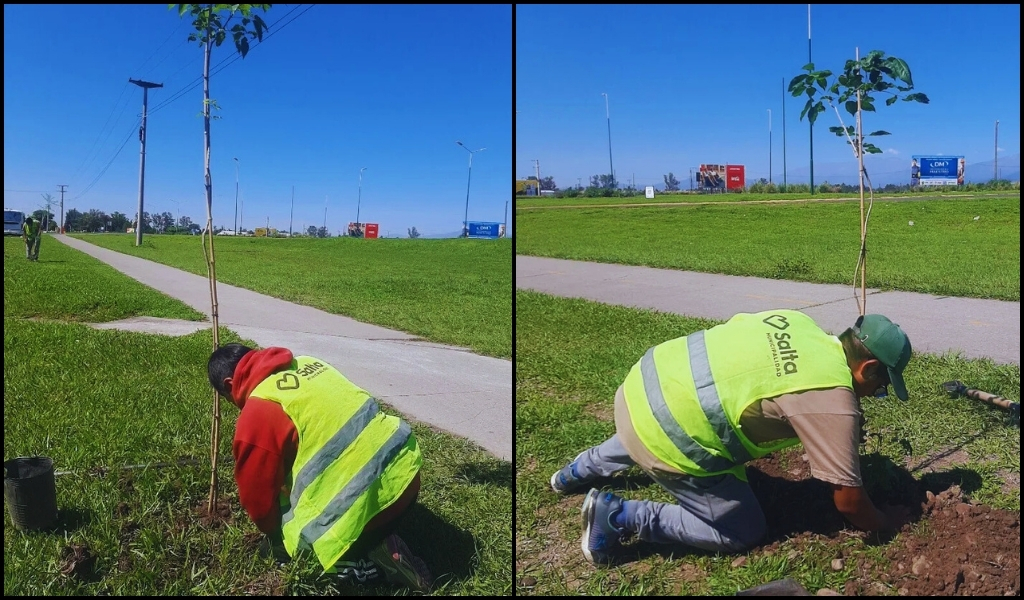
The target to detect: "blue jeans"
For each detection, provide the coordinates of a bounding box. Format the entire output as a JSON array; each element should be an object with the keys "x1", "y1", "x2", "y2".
[{"x1": 573, "y1": 435, "x2": 766, "y2": 553}]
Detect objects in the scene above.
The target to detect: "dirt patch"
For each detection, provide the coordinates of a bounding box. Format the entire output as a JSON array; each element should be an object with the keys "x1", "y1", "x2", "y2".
[
  {"x1": 997, "y1": 470, "x2": 1020, "y2": 496},
  {"x1": 905, "y1": 448, "x2": 971, "y2": 474},
  {"x1": 194, "y1": 498, "x2": 234, "y2": 529},
  {"x1": 748, "y1": 451, "x2": 1020, "y2": 596},
  {"x1": 845, "y1": 486, "x2": 1020, "y2": 596},
  {"x1": 58, "y1": 543, "x2": 98, "y2": 581},
  {"x1": 243, "y1": 570, "x2": 287, "y2": 596}
]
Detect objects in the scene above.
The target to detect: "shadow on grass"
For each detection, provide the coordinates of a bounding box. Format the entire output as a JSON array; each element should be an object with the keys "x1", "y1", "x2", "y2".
[
  {"x1": 454, "y1": 460, "x2": 513, "y2": 490},
  {"x1": 398, "y1": 503, "x2": 478, "y2": 586},
  {"x1": 55, "y1": 506, "x2": 94, "y2": 534}
]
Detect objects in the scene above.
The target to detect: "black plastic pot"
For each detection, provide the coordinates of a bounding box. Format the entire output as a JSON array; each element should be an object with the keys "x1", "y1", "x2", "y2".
[{"x1": 4, "y1": 456, "x2": 58, "y2": 532}]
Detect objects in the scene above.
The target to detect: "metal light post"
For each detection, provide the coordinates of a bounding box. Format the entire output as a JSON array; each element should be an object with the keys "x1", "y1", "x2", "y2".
[
  {"x1": 456, "y1": 141, "x2": 485, "y2": 237},
  {"x1": 994, "y1": 120, "x2": 999, "y2": 181},
  {"x1": 601, "y1": 92, "x2": 614, "y2": 187},
  {"x1": 233, "y1": 157, "x2": 239, "y2": 234},
  {"x1": 356, "y1": 167, "x2": 367, "y2": 227},
  {"x1": 171, "y1": 199, "x2": 180, "y2": 232},
  {"x1": 768, "y1": 109, "x2": 773, "y2": 184}
]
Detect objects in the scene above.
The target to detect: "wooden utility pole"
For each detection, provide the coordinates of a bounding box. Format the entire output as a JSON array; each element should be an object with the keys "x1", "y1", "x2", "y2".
[
  {"x1": 129, "y1": 79, "x2": 163, "y2": 246},
  {"x1": 57, "y1": 185, "x2": 68, "y2": 233}
]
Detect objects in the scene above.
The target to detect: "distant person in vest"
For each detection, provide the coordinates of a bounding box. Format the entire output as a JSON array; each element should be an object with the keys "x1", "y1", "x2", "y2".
[
  {"x1": 549, "y1": 310, "x2": 914, "y2": 565},
  {"x1": 207, "y1": 343, "x2": 432, "y2": 590},
  {"x1": 22, "y1": 216, "x2": 40, "y2": 261}
]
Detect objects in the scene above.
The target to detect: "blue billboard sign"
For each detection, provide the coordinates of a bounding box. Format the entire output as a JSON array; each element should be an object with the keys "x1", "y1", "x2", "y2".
[
  {"x1": 912, "y1": 156, "x2": 965, "y2": 186},
  {"x1": 466, "y1": 221, "x2": 501, "y2": 239}
]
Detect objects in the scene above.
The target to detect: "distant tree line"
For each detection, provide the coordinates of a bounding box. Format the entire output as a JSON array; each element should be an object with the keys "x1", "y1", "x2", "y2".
[
  {"x1": 54, "y1": 209, "x2": 204, "y2": 234},
  {"x1": 517, "y1": 175, "x2": 1019, "y2": 199}
]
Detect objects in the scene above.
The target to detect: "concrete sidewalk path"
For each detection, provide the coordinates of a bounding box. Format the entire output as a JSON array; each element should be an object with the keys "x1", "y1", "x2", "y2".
[
  {"x1": 516, "y1": 255, "x2": 1019, "y2": 366},
  {"x1": 57, "y1": 235, "x2": 512, "y2": 462}
]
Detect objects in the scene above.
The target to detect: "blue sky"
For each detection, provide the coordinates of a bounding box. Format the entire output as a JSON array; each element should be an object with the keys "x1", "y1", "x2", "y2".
[
  {"x1": 4, "y1": 4, "x2": 512, "y2": 237},
  {"x1": 516, "y1": 4, "x2": 1020, "y2": 189}
]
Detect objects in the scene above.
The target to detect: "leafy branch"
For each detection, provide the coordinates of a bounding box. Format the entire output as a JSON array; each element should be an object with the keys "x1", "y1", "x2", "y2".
[{"x1": 788, "y1": 50, "x2": 929, "y2": 157}]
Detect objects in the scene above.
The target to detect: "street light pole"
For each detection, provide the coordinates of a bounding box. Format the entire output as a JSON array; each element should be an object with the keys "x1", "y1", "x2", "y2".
[
  {"x1": 171, "y1": 199, "x2": 180, "y2": 231},
  {"x1": 994, "y1": 120, "x2": 999, "y2": 181},
  {"x1": 601, "y1": 92, "x2": 614, "y2": 187},
  {"x1": 356, "y1": 167, "x2": 367, "y2": 226},
  {"x1": 456, "y1": 141, "x2": 486, "y2": 237},
  {"x1": 233, "y1": 157, "x2": 239, "y2": 235},
  {"x1": 768, "y1": 109, "x2": 773, "y2": 185}
]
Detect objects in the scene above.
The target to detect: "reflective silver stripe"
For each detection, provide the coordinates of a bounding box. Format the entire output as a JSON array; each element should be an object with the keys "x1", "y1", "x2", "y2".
[
  {"x1": 283, "y1": 397, "x2": 380, "y2": 536},
  {"x1": 640, "y1": 347, "x2": 734, "y2": 473},
  {"x1": 687, "y1": 331, "x2": 752, "y2": 465},
  {"x1": 299, "y1": 420, "x2": 412, "y2": 549}
]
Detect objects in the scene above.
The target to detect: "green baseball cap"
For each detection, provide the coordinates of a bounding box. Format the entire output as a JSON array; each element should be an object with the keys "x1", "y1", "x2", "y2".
[{"x1": 854, "y1": 314, "x2": 912, "y2": 401}]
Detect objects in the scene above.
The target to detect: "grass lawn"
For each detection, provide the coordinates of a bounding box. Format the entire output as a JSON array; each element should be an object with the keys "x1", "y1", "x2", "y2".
[
  {"x1": 514, "y1": 190, "x2": 1019, "y2": 209},
  {"x1": 4, "y1": 236, "x2": 204, "y2": 322},
  {"x1": 515, "y1": 196, "x2": 1021, "y2": 302},
  {"x1": 73, "y1": 234, "x2": 513, "y2": 359},
  {"x1": 515, "y1": 290, "x2": 1020, "y2": 595},
  {"x1": 4, "y1": 239, "x2": 512, "y2": 595}
]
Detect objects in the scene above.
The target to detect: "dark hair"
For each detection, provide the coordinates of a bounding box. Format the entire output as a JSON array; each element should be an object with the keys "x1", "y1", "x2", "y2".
[
  {"x1": 839, "y1": 328, "x2": 887, "y2": 381},
  {"x1": 25, "y1": 217, "x2": 33, "y2": 223},
  {"x1": 208, "y1": 343, "x2": 253, "y2": 397}
]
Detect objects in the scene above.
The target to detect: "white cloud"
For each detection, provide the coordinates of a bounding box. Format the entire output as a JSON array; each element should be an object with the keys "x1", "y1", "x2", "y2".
[
  {"x1": 886, "y1": 148, "x2": 899, "y2": 155},
  {"x1": 997, "y1": 147, "x2": 1005, "y2": 153}
]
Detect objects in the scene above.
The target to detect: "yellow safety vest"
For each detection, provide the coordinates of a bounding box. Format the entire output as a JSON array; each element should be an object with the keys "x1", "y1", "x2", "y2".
[
  {"x1": 622, "y1": 310, "x2": 852, "y2": 481},
  {"x1": 250, "y1": 356, "x2": 422, "y2": 571}
]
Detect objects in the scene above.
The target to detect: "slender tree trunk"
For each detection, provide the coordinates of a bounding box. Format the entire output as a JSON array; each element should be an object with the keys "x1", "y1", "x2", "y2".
[
  {"x1": 203, "y1": 29, "x2": 223, "y2": 516},
  {"x1": 855, "y1": 48, "x2": 867, "y2": 316}
]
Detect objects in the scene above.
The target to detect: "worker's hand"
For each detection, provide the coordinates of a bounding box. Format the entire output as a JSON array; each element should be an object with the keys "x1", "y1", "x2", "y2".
[{"x1": 880, "y1": 503, "x2": 912, "y2": 531}]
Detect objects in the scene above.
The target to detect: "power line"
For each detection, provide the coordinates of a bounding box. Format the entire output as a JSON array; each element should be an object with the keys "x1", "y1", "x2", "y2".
[
  {"x1": 148, "y1": 4, "x2": 313, "y2": 117},
  {"x1": 68, "y1": 81, "x2": 132, "y2": 189},
  {"x1": 69, "y1": 119, "x2": 141, "y2": 202},
  {"x1": 67, "y1": 5, "x2": 314, "y2": 204},
  {"x1": 69, "y1": 20, "x2": 186, "y2": 189}
]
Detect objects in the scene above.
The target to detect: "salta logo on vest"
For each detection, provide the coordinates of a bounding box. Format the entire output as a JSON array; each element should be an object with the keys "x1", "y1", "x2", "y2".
[
  {"x1": 276, "y1": 373, "x2": 300, "y2": 390},
  {"x1": 763, "y1": 314, "x2": 799, "y2": 376}
]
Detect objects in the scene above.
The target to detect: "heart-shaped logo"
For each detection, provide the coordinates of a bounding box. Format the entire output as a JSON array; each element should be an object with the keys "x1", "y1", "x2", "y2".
[
  {"x1": 762, "y1": 314, "x2": 790, "y2": 331},
  {"x1": 276, "y1": 373, "x2": 300, "y2": 390}
]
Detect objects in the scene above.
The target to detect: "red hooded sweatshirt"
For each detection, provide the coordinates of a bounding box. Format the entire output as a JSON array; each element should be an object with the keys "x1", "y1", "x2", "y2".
[
  {"x1": 229, "y1": 347, "x2": 421, "y2": 536},
  {"x1": 229, "y1": 347, "x2": 299, "y2": 534}
]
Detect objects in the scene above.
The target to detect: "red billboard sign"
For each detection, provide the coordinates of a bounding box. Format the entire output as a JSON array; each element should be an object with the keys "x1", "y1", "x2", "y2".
[
  {"x1": 726, "y1": 165, "x2": 745, "y2": 190},
  {"x1": 364, "y1": 223, "x2": 379, "y2": 239}
]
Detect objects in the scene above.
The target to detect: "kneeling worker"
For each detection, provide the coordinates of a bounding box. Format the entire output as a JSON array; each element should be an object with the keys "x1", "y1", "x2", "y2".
[
  {"x1": 550, "y1": 310, "x2": 914, "y2": 565},
  {"x1": 208, "y1": 343, "x2": 432, "y2": 590}
]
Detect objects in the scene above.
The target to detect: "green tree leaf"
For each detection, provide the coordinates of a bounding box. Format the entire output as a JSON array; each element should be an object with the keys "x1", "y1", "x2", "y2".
[
  {"x1": 867, "y1": 130, "x2": 891, "y2": 136},
  {"x1": 884, "y1": 57, "x2": 913, "y2": 87},
  {"x1": 861, "y1": 98, "x2": 876, "y2": 112},
  {"x1": 863, "y1": 143, "x2": 883, "y2": 154},
  {"x1": 886, "y1": 95, "x2": 898, "y2": 106},
  {"x1": 904, "y1": 92, "x2": 930, "y2": 104},
  {"x1": 845, "y1": 100, "x2": 858, "y2": 116},
  {"x1": 802, "y1": 62, "x2": 814, "y2": 71}
]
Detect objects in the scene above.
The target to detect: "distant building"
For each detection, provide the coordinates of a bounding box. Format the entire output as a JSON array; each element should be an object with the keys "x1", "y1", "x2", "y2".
[{"x1": 515, "y1": 179, "x2": 541, "y2": 196}]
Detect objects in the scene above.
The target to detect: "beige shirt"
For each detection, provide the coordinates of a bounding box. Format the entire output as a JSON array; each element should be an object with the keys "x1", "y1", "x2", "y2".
[{"x1": 615, "y1": 385, "x2": 864, "y2": 487}]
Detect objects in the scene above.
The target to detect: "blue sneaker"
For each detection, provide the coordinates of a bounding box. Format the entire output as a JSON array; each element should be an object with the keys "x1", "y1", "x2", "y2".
[
  {"x1": 550, "y1": 451, "x2": 588, "y2": 494},
  {"x1": 581, "y1": 488, "x2": 627, "y2": 565}
]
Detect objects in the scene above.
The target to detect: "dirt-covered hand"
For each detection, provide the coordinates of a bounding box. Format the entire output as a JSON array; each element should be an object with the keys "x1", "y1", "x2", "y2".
[{"x1": 881, "y1": 503, "x2": 912, "y2": 531}]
